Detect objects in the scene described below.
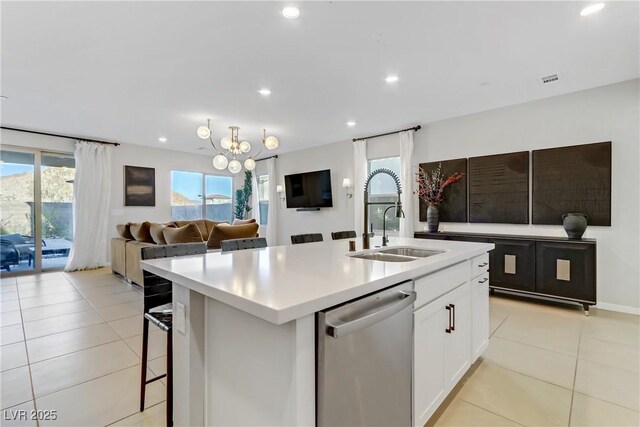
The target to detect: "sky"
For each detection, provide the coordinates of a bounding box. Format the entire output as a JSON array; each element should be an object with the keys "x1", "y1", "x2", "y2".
[{"x1": 1, "y1": 163, "x2": 34, "y2": 176}]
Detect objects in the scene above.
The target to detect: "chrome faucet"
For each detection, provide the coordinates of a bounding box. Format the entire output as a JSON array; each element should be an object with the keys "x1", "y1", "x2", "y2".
[
  {"x1": 382, "y1": 204, "x2": 405, "y2": 246},
  {"x1": 363, "y1": 168, "x2": 404, "y2": 250}
]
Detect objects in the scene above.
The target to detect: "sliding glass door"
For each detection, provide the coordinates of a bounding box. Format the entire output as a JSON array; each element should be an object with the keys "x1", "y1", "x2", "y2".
[{"x1": 0, "y1": 147, "x2": 75, "y2": 275}]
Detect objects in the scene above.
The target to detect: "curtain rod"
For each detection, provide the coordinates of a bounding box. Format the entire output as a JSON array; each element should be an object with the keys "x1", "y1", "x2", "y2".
[
  {"x1": 1, "y1": 126, "x2": 121, "y2": 146},
  {"x1": 255, "y1": 154, "x2": 278, "y2": 162},
  {"x1": 352, "y1": 125, "x2": 421, "y2": 142}
]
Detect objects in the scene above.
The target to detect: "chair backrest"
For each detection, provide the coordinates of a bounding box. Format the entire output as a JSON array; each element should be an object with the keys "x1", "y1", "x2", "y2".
[
  {"x1": 140, "y1": 243, "x2": 207, "y2": 312},
  {"x1": 221, "y1": 237, "x2": 268, "y2": 253},
  {"x1": 331, "y1": 230, "x2": 357, "y2": 240},
  {"x1": 291, "y1": 233, "x2": 324, "y2": 245}
]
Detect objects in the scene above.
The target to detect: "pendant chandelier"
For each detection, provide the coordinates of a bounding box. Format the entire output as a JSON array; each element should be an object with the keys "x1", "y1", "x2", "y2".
[{"x1": 196, "y1": 119, "x2": 279, "y2": 173}]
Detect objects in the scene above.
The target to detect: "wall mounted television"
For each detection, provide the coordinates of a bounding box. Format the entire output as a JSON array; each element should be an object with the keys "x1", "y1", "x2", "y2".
[{"x1": 285, "y1": 169, "x2": 333, "y2": 209}]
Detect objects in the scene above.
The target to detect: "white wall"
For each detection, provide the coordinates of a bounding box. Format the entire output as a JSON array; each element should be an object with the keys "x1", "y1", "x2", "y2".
[
  {"x1": 1, "y1": 127, "x2": 234, "y2": 243},
  {"x1": 274, "y1": 79, "x2": 640, "y2": 312}
]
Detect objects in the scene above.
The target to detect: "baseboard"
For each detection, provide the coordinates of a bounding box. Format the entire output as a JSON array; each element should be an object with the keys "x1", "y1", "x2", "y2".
[{"x1": 595, "y1": 302, "x2": 640, "y2": 315}]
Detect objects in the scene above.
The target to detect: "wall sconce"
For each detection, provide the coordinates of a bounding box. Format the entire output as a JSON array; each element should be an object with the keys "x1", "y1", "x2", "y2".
[
  {"x1": 342, "y1": 178, "x2": 352, "y2": 198},
  {"x1": 276, "y1": 185, "x2": 285, "y2": 201}
]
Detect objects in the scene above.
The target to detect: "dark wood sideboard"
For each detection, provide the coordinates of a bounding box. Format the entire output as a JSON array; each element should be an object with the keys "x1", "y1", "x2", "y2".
[{"x1": 415, "y1": 231, "x2": 596, "y2": 314}]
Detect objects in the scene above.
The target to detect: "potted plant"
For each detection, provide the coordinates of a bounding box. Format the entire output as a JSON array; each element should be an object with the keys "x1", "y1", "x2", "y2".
[{"x1": 415, "y1": 163, "x2": 465, "y2": 232}]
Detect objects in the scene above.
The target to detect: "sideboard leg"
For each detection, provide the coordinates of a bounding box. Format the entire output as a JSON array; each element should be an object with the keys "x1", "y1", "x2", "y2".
[{"x1": 583, "y1": 304, "x2": 590, "y2": 316}]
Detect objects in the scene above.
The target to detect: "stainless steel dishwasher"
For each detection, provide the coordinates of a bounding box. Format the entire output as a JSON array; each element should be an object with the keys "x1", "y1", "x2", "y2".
[{"x1": 316, "y1": 281, "x2": 416, "y2": 427}]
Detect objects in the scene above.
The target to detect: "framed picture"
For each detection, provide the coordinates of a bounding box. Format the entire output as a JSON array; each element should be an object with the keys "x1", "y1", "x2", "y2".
[
  {"x1": 532, "y1": 141, "x2": 611, "y2": 225},
  {"x1": 468, "y1": 151, "x2": 529, "y2": 224},
  {"x1": 419, "y1": 158, "x2": 468, "y2": 222},
  {"x1": 124, "y1": 165, "x2": 155, "y2": 206}
]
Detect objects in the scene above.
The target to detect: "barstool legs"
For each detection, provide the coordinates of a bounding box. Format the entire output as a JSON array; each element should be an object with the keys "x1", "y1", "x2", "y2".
[
  {"x1": 166, "y1": 328, "x2": 173, "y2": 426},
  {"x1": 139, "y1": 317, "x2": 149, "y2": 412}
]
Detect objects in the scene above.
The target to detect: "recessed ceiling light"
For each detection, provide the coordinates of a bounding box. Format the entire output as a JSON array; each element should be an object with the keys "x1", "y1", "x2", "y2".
[
  {"x1": 580, "y1": 3, "x2": 605, "y2": 16},
  {"x1": 158, "y1": 137, "x2": 167, "y2": 142},
  {"x1": 347, "y1": 121, "x2": 356, "y2": 127},
  {"x1": 282, "y1": 6, "x2": 300, "y2": 19},
  {"x1": 258, "y1": 88, "x2": 271, "y2": 96},
  {"x1": 385, "y1": 75, "x2": 399, "y2": 83}
]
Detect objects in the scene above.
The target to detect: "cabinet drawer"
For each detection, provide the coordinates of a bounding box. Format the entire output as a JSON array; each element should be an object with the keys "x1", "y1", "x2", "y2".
[
  {"x1": 415, "y1": 261, "x2": 469, "y2": 309},
  {"x1": 471, "y1": 253, "x2": 490, "y2": 279}
]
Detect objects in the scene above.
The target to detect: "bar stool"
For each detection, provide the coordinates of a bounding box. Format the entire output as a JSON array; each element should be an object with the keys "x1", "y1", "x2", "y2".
[
  {"x1": 139, "y1": 243, "x2": 206, "y2": 427},
  {"x1": 221, "y1": 237, "x2": 268, "y2": 252},
  {"x1": 291, "y1": 233, "x2": 324, "y2": 244},
  {"x1": 331, "y1": 230, "x2": 357, "y2": 240}
]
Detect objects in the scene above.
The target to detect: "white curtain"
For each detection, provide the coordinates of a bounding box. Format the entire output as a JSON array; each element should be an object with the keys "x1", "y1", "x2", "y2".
[
  {"x1": 251, "y1": 171, "x2": 261, "y2": 226},
  {"x1": 399, "y1": 130, "x2": 415, "y2": 238},
  {"x1": 65, "y1": 141, "x2": 114, "y2": 271},
  {"x1": 266, "y1": 157, "x2": 278, "y2": 246},
  {"x1": 353, "y1": 139, "x2": 368, "y2": 237}
]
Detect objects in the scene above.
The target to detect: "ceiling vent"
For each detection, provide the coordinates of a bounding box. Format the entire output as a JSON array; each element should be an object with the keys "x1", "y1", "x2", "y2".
[{"x1": 541, "y1": 74, "x2": 559, "y2": 84}]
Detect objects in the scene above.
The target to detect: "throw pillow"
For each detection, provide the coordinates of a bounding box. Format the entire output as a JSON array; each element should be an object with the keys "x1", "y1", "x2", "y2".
[
  {"x1": 232, "y1": 218, "x2": 257, "y2": 225},
  {"x1": 129, "y1": 222, "x2": 154, "y2": 243},
  {"x1": 208, "y1": 222, "x2": 259, "y2": 249},
  {"x1": 149, "y1": 222, "x2": 176, "y2": 245},
  {"x1": 174, "y1": 220, "x2": 208, "y2": 240},
  {"x1": 115, "y1": 223, "x2": 134, "y2": 240},
  {"x1": 163, "y1": 223, "x2": 204, "y2": 244}
]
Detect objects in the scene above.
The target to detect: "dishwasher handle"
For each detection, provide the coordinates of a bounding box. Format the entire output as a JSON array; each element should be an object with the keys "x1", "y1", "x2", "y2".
[{"x1": 326, "y1": 291, "x2": 416, "y2": 338}]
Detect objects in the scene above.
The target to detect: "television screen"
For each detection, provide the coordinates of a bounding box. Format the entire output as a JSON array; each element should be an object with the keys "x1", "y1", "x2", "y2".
[{"x1": 285, "y1": 169, "x2": 333, "y2": 208}]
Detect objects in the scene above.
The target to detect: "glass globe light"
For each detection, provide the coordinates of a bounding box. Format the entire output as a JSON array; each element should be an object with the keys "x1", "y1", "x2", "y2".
[
  {"x1": 239, "y1": 140, "x2": 251, "y2": 153},
  {"x1": 264, "y1": 135, "x2": 279, "y2": 150},
  {"x1": 197, "y1": 126, "x2": 211, "y2": 139},
  {"x1": 220, "y1": 137, "x2": 232, "y2": 150},
  {"x1": 244, "y1": 158, "x2": 256, "y2": 171},
  {"x1": 212, "y1": 154, "x2": 229, "y2": 170},
  {"x1": 228, "y1": 159, "x2": 242, "y2": 174}
]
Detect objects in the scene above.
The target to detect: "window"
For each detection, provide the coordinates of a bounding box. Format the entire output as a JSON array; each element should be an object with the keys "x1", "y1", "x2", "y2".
[
  {"x1": 367, "y1": 157, "x2": 401, "y2": 232},
  {"x1": 171, "y1": 171, "x2": 233, "y2": 223},
  {"x1": 257, "y1": 175, "x2": 269, "y2": 225}
]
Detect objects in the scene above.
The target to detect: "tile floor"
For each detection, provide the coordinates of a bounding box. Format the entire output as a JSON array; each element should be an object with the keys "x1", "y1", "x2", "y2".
[
  {"x1": 1, "y1": 269, "x2": 639, "y2": 426},
  {"x1": 1, "y1": 269, "x2": 165, "y2": 427}
]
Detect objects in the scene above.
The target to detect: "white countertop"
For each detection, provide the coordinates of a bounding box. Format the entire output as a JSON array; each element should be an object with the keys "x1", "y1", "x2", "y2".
[{"x1": 141, "y1": 237, "x2": 493, "y2": 325}]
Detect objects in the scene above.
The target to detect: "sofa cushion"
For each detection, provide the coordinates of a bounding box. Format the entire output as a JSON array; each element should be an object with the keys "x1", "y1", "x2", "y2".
[
  {"x1": 232, "y1": 218, "x2": 257, "y2": 226},
  {"x1": 174, "y1": 220, "x2": 208, "y2": 240},
  {"x1": 115, "y1": 223, "x2": 134, "y2": 240},
  {"x1": 163, "y1": 223, "x2": 205, "y2": 244},
  {"x1": 129, "y1": 222, "x2": 154, "y2": 243},
  {"x1": 207, "y1": 222, "x2": 259, "y2": 249},
  {"x1": 204, "y1": 220, "x2": 229, "y2": 238},
  {"x1": 149, "y1": 222, "x2": 176, "y2": 245}
]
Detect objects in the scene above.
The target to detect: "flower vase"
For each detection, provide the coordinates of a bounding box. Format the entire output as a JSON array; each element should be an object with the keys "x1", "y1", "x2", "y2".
[
  {"x1": 562, "y1": 213, "x2": 588, "y2": 240},
  {"x1": 427, "y1": 205, "x2": 440, "y2": 233}
]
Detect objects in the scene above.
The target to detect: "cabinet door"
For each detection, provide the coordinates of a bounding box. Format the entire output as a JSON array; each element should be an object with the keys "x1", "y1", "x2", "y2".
[
  {"x1": 444, "y1": 282, "x2": 471, "y2": 390},
  {"x1": 413, "y1": 298, "x2": 447, "y2": 427},
  {"x1": 490, "y1": 239, "x2": 536, "y2": 292},
  {"x1": 471, "y1": 274, "x2": 489, "y2": 362},
  {"x1": 536, "y1": 242, "x2": 596, "y2": 303}
]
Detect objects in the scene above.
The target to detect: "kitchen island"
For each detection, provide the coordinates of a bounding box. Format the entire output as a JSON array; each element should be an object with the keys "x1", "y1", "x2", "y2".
[{"x1": 141, "y1": 237, "x2": 493, "y2": 427}]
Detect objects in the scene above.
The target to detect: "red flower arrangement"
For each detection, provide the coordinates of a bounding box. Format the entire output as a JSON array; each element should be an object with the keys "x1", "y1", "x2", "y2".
[{"x1": 415, "y1": 163, "x2": 465, "y2": 207}]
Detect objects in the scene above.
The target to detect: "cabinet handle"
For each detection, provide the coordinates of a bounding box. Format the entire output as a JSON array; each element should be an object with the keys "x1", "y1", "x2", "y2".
[
  {"x1": 445, "y1": 305, "x2": 452, "y2": 333},
  {"x1": 478, "y1": 278, "x2": 489, "y2": 283},
  {"x1": 478, "y1": 262, "x2": 489, "y2": 267},
  {"x1": 450, "y1": 304, "x2": 456, "y2": 331}
]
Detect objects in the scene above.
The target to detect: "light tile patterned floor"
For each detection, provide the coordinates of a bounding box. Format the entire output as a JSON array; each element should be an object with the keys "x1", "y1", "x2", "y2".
[
  {"x1": 1, "y1": 269, "x2": 639, "y2": 426},
  {"x1": 1, "y1": 269, "x2": 165, "y2": 426}
]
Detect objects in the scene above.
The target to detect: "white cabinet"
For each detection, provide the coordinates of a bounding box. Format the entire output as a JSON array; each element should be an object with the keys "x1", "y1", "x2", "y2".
[
  {"x1": 471, "y1": 273, "x2": 490, "y2": 362},
  {"x1": 413, "y1": 282, "x2": 470, "y2": 427}
]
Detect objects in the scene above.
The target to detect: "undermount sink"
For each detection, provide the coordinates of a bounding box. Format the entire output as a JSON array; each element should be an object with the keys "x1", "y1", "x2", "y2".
[
  {"x1": 349, "y1": 252, "x2": 419, "y2": 262},
  {"x1": 378, "y1": 247, "x2": 444, "y2": 258},
  {"x1": 349, "y1": 247, "x2": 444, "y2": 263}
]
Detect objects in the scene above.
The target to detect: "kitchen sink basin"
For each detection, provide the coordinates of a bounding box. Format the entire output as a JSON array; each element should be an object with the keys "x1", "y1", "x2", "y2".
[
  {"x1": 349, "y1": 247, "x2": 444, "y2": 263},
  {"x1": 378, "y1": 247, "x2": 444, "y2": 258},
  {"x1": 349, "y1": 253, "x2": 418, "y2": 262}
]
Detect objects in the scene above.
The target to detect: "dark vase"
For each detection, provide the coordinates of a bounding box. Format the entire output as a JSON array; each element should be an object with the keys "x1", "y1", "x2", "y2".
[
  {"x1": 562, "y1": 213, "x2": 588, "y2": 240},
  {"x1": 427, "y1": 205, "x2": 440, "y2": 233}
]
